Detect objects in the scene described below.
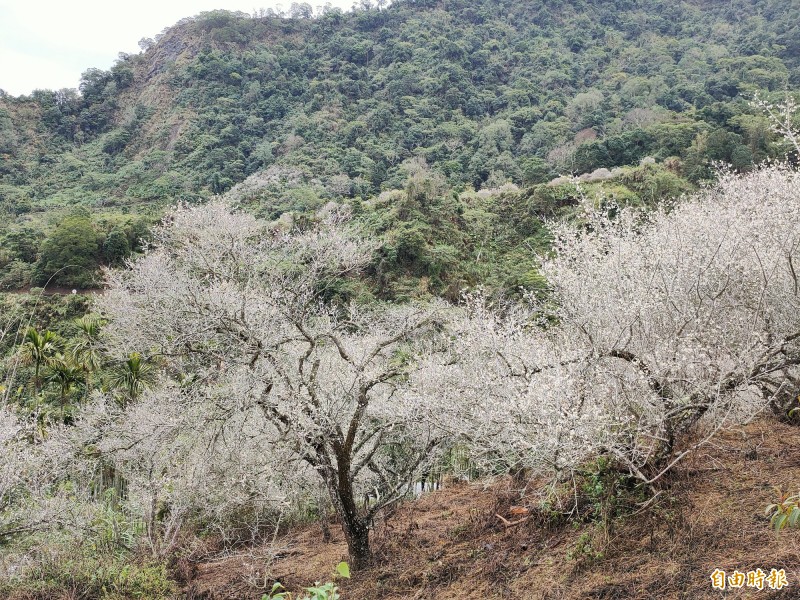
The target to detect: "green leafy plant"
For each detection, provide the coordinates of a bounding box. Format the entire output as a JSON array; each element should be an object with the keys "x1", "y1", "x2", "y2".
[
  {"x1": 566, "y1": 531, "x2": 604, "y2": 564},
  {"x1": 765, "y1": 489, "x2": 800, "y2": 532},
  {"x1": 788, "y1": 396, "x2": 800, "y2": 421},
  {"x1": 111, "y1": 351, "x2": 155, "y2": 405},
  {"x1": 20, "y1": 327, "x2": 60, "y2": 393},
  {"x1": 262, "y1": 562, "x2": 350, "y2": 600},
  {"x1": 578, "y1": 456, "x2": 643, "y2": 526}
]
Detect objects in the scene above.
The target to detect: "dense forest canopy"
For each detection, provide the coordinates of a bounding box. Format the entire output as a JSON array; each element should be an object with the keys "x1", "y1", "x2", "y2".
[
  {"x1": 1, "y1": 0, "x2": 799, "y2": 290},
  {"x1": 1, "y1": 0, "x2": 799, "y2": 204}
]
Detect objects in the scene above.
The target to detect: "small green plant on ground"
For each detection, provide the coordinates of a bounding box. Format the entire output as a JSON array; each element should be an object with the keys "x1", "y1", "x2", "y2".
[
  {"x1": 263, "y1": 562, "x2": 350, "y2": 600},
  {"x1": 578, "y1": 456, "x2": 646, "y2": 527},
  {"x1": 787, "y1": 397, "x2": 800, "y2": 423},
  {"x1": 765, "y1": 489, "x2": 800, "y2": 532},
  {"x1": 566, "y1": 530, "x2": 604, "y2": 565}
]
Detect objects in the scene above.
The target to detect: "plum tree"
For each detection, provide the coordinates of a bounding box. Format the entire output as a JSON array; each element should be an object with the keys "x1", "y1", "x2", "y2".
[
  {"x1": 428, "y1": 163, "x2": 800, "y2": 489},
  {"x1": 97, "y1": 202, "x2": 448, "y2": 568}
]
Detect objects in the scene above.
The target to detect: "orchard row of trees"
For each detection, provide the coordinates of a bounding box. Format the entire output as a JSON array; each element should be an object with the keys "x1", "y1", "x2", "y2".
[{"x1": 2, "y1": 154, "x2": 798, "y2": 573}]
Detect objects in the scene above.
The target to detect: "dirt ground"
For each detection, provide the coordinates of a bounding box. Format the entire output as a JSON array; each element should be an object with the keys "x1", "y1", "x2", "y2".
[{"x1": 183, "y1": 419, "x2": 800, "y2": 600}]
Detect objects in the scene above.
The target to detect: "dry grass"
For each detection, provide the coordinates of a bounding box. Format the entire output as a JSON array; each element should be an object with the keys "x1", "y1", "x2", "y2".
[{"x1": 184, "y1": 419, "x2": 800, "y2": 599}]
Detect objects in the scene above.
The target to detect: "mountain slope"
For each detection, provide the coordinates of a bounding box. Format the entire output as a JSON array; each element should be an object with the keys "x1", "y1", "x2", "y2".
[
  {"x1": 182, "y1": 420, "x2": 800, "y2": 600},
  {"x1": 1, "y1": 0, "x2": 799, "y2": 213}
]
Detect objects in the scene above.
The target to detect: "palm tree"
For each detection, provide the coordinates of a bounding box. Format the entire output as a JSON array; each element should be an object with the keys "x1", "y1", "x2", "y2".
[
  {"x1": 69, "y1": 315, "x2": 104, "y2": 397},
  {"x1": 111, "y1": 352, "x2": 154, "y2": 406},
  {"x1": 20, "y1": 327, "x2": 60, "y2": 393},
  {"x1": 46, "y1": 353, "x2": 83, "y2": 421}
]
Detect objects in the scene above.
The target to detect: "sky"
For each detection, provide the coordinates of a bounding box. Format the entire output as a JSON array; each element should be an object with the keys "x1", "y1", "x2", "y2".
[{"x1": 0, "y1": 0, "x2": 356, "y2": 97}]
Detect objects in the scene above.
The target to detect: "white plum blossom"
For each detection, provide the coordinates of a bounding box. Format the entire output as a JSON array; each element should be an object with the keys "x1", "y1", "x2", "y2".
[
  {"x1": 425, "y1": 164, "x2": 800, "y2": 488},
  {"x1": 96, "y1": 202, "x2": 449, "y2": 569}
]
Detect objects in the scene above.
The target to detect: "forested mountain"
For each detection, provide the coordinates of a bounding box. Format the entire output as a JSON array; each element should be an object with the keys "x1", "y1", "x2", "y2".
[
  {"x1": 2, "y1": 3, "x2": 800, "y2": 597},
  {"x1": 0, "y1": 0, "x2": 799, "y2": 292},
  {"x1": 0, "y1": 0, "x2": 800, "y2": 297},
  {"x1": 4, "y1": 0, "x2": 799, "y2": 199}
]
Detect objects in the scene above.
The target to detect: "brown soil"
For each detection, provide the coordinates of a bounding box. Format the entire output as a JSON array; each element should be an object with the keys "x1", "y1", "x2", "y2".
[{"x1": 183, "y1": 420, "x2": 800, "y2": 600}]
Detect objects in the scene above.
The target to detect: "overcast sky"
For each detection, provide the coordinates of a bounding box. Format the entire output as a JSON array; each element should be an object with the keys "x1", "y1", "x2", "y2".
[{"x1": 0, "y1": 0, "x2": 356, "y2": 96}]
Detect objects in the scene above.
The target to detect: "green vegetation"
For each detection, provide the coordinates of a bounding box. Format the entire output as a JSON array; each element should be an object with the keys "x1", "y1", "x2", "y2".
[
  {"x1": 0, "y1": 210, "x2": 152, "y2": 290},
  {"x1": 766, "y1": 490, "x2": 800, "y2": 532},
  {"x1": 264, "y1": 562, "x2": 350, "y2": 600},
  {"x1": 10, "y1": 322, "x2": 99, "y2": 422},
  {"x1": 0, "y1": 551, "x2": 176, "y2": 600},
  {"x1": 1, "y1": 0, "x2": 799, "y2": 291},
  {"x1": 1, "y1": 1, "x2": 799, "y2": 597}
]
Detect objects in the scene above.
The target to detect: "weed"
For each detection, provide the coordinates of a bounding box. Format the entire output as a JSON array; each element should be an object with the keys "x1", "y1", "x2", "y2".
[
  {"x1": 1, "y1": 549, "x2": 176, "y2": 599},
  {"x1": 566, "y1": 531, "x2": 604, "y2": 566},
  {"x1": 263, "y1": 561, "x2": 350, "y2": 600},
  {"x1": 577, "y1": 456, "x2": 646, "y2": 528},
  {"x1": 765, "y1": 488, "x2": 800, "y2": 532}
]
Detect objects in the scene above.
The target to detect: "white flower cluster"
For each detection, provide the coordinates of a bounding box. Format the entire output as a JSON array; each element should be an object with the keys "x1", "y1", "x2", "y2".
[
  {"x1": 419, "y1": 164, "x2": 800, "y2": 485},
  {"x1": 3, "y1": 161, "x2": 797, "y2": 564}
]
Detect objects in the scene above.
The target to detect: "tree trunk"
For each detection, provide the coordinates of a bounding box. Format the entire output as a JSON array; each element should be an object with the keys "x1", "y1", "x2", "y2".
[
  {"x1": 320, "y1": 514, "x2": 332, "y2": 543},
  {"x1": 324, "y1": 454, "x2": 372, "y2": 570},
  {"x1": 317, "y1": 486, "x2": 332, "y2": 543},
  {"x1": 342, "y1": 516, "x2": 371, "y2": 571},
  {"x1": 84, "y1": 371, "x2": 92, "y2": 401}
]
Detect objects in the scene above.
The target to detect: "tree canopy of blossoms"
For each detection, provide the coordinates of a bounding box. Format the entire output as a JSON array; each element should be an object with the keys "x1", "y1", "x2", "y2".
[
  {"x1": 3, "y1": 161, "x2": 797, "y2": 574},
  {"x1": 96, "y1": 203, "x2": 449, "y2": 569},
  {"x1": 421, "y1": 164, "x2": 800, "y2": 489}
]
